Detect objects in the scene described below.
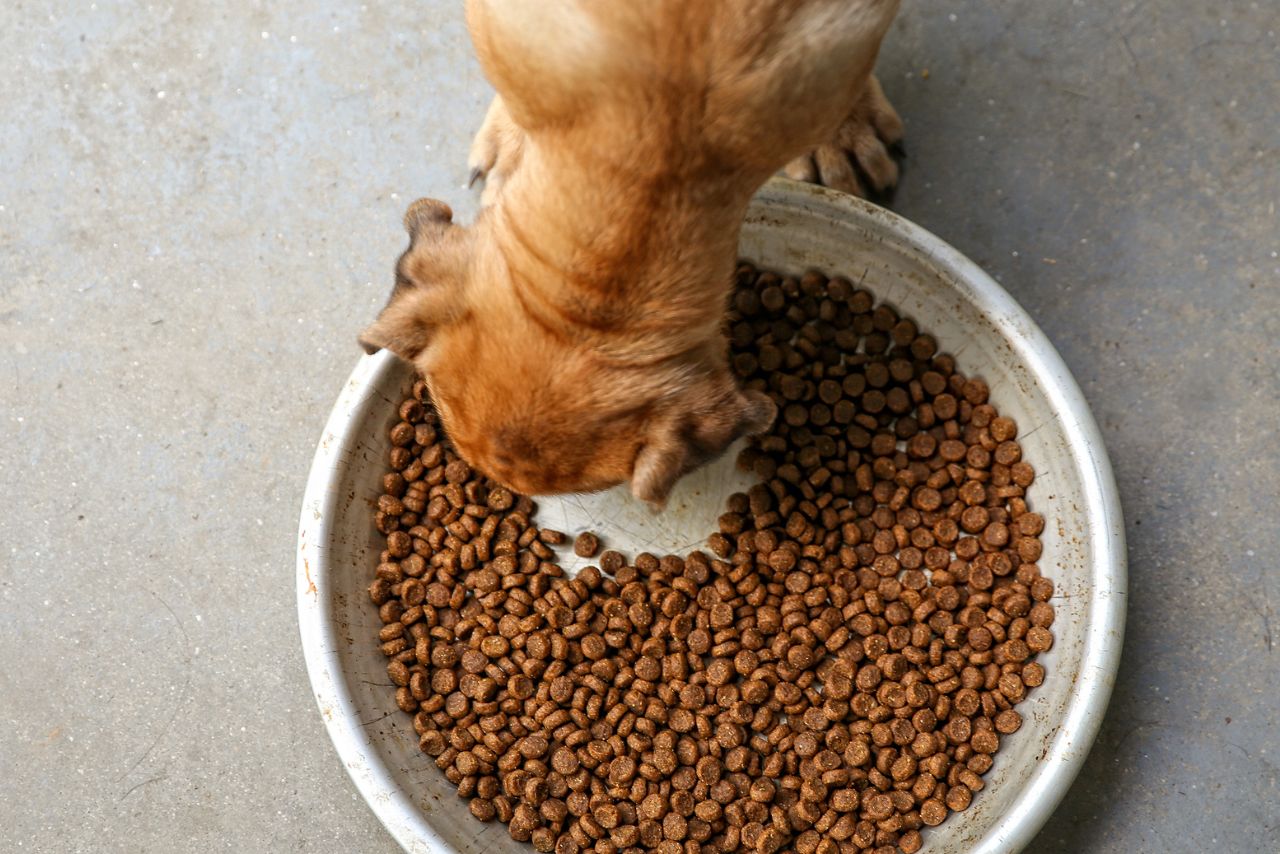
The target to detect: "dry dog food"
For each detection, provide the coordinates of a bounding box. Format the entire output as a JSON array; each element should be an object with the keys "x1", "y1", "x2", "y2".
[
  {"x1": 368, "y1": 263, "x2": 1054, "y2": 854},
  {"x1": 575, "y1": 532, "x2": 603, "y2": 559}
]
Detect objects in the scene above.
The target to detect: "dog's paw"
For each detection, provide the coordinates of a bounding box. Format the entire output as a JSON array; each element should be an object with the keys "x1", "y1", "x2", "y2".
[
  {"x1": 784, "y1": 75, "x2": 904, "y2": 199},
  {"x1": 467, "y1": 95, "x2": 525, "y2": 206}
]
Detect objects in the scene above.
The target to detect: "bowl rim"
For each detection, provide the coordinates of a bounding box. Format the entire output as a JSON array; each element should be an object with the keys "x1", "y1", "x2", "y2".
[{"x1": 296, "y1": 178, "x2": 1127, "y2": 854}]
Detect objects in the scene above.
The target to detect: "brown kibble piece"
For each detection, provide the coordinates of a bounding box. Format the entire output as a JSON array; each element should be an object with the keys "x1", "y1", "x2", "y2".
[
  {"x1": 573, "y1": 531, "x2": 600, "y2": 558},
  {"x1": 470, "y1": 798, "x2": 496, "y2": 822},
  {"x1": 995, "y1": 709, "x2": 1023, "y2": 734},
  {"x1": 920, "y1": 799, "x2": 948, "y2": 826},
  {"x1": 756, "y1": 827, "x2": 784, "y2": 854},
  {"x1": 990, "y1": 417, "x2": 1018, "y2": 441},
  {"x1": 946, "y1": 784, "x2": 973, "y2": 811},
  {"x1": 551, "y1": 747, "x2": 579, "y2": 774},
  {"x1": 971, "y1": 730, "x2": 1000, "y2": 754},
  {"x1": 1027, "y1": 626, "x2": 1055, "y2": 652}
]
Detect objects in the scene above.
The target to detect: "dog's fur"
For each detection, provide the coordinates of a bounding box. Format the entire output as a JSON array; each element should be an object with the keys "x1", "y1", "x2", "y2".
[{"x1": 362, "y1": 0, "x2": 903, "y2": 506}]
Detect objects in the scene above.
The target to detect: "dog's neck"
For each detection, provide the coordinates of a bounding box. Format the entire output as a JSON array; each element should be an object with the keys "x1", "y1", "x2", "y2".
[{"x1": 478, "y1": 140, "x2": 759, "y2": 365}]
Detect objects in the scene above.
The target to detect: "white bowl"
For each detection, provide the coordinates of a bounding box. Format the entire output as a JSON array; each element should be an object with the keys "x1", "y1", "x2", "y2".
[{"x1": 297, "y1": 178, "x2": 1126, "y2": 854}]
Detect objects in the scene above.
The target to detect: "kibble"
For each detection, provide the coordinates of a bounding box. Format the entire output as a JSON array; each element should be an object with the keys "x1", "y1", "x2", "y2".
[
  {"x1": 573, "y1": 531, "x2": 601, "y2": 559},
  {"x1": 368, "y1": 262, "x2": 1054, "y2": 854}
]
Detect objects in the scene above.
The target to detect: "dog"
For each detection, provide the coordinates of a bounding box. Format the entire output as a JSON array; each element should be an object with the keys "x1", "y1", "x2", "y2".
[{"x1": 361, "y1": 0, "x2": 903, "y2": 507}]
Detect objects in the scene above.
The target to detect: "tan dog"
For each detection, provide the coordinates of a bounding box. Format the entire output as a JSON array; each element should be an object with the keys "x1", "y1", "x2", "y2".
[{"x1": 361, "y1": 0, "x2": 904, "y2": 506}]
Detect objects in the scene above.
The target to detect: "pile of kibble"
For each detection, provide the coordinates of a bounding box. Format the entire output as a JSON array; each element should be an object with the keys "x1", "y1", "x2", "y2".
[{"x1": 368, "y1": 263, "x2": 1054, "y2": 854}]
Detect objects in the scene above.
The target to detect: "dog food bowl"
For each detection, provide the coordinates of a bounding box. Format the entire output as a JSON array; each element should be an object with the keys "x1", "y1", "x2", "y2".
[{"x1": 297, "y1": 178, "x2": 1126, "y2": 854}]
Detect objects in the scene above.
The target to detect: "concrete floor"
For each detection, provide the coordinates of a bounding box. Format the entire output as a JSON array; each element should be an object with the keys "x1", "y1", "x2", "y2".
[{"x1": 1, "y1": 1, "x2": 1277, "y2": 851}]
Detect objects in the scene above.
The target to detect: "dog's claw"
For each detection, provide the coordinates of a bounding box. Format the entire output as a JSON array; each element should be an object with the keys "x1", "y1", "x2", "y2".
[{"x1": 468, "y1": 168, "x2": 484, "y2": 189}]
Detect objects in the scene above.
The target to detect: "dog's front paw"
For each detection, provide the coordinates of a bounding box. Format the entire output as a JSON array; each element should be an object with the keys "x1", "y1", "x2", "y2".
[
  {"x1": 467, "y1": 95, "x2": 525, "y2": 206},
  {"x1": 785, "y1": 75, "x2": 904, "y2": 199}
]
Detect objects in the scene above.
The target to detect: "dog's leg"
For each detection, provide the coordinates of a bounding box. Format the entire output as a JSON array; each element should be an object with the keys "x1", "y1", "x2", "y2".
[
  {"x1": 784, "y1": 74, "x2": 903, "y2": 199},
  {"x1": 467, "y1": 95, "x2": 525, "y2": 206}
]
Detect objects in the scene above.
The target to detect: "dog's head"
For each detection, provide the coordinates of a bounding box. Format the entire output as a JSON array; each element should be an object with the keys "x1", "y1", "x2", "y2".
[{"x1": 360, "y1": 198, "x2": 775, "y2": 508}]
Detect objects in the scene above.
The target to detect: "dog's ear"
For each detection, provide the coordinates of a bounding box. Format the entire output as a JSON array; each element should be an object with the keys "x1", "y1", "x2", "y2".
[
  {"x1": 359, "y1": 286, "x2": 461, "y2": 359},
  {"x1": 631, "y1": 381, "x2": 777, "y2": 509},
  {"x1": 359, "y1": 198, "x2": 469, "y2": 361}
]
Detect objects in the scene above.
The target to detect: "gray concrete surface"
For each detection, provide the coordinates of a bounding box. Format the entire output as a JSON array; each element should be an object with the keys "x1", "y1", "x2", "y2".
[{"x1": 1, "y1": 1, "x2": 1276, "y2": 851}]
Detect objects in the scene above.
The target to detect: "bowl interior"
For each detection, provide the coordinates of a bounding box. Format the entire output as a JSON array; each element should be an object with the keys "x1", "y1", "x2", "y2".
[{"x1": 298, "y1": 180, "x2": 1123, "y2": 854}]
